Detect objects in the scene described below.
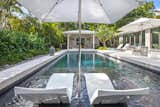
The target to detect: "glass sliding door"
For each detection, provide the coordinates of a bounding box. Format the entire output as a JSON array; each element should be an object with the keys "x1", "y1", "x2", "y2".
[
  {"x1": 151, "y1": 28, "x2": 160, "y2": 49},
  {"x1": 142, "y1": 31, "x2": 145, "y2": 46}
]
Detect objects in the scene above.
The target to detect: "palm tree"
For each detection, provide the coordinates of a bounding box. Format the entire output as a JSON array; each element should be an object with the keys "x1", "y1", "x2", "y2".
[
  {"x1": 96, "y1": 25, "x2": 117, "y2": 48},
  {"x1": 0, "y1": 0, "x2": 21, "y2": 29}
]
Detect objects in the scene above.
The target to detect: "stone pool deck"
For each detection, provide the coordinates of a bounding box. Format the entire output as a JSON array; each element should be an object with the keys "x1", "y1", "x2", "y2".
[
  {"x1": 97, "y1": 50, "x2": 160, "y2": 73},
  {"x1": 0, "y1": 50, "x2": 67, "y2": 93}
]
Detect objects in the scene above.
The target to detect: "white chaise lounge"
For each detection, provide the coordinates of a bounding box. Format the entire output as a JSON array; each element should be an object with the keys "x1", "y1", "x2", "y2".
[
  {"x1": 85, "y1": 73, "x2": 149, "y2": 105},
  {"x1": 14, "y1": 73, "x2": 74, "y2": 104},
  {"x1": 117, "y1": 44, "x2": 124, "y2": 50},
  {"x1": 121, "y1": 43, "x2": 130, "y2": 50}
]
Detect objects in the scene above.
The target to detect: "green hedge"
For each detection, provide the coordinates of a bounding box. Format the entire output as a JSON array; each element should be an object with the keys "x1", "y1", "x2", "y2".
[
  {"x1": 0, "y1": 30, "x2": 48, "y2": 66},
  {"x1": 96, "y1": 46, "x2": 108, "y2": 50}
]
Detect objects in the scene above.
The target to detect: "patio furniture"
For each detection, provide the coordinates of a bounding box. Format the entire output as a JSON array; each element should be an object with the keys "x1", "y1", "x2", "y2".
[
  {"x1": 85, "y1": 73, "x2": 149, "y2": 105},
  {"x1": 14, "y1": 73, "x2": 74, "y2": 105},
  {"x1": 121, "y1": 43, "x2": 130, "y2": 50},
  {"x1": 117, "y1": 44, "x2": 124, "y2": 49},
  {"x1": 140, "y1": 46, "x2": 148, "y2": 56},
  {"x1": 132, "y1": 46, "x2": 148, "y2": 56},
  {"x1": 14, "y1": 87, "x2": 69, "y2": 104}
]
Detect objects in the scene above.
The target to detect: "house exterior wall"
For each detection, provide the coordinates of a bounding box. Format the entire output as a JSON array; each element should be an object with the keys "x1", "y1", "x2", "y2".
[
  {"x1": 119, "y1": 36, "x2": 123, "y2": 44},
  {"x1": 68, "y1": 34, "x2": 98, "y2": 49},
  {"x1": 119, "y1": 27, "x2": 160, "y2": 50},
  {"x1": 145, "y1": 29, "x2": 151, "y2": 50}
]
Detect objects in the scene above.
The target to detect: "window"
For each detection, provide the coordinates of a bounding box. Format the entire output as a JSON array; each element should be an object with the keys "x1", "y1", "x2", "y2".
[
  {"x1": 131, "y1": 35, "x2": 134, "y2": 46},
  {"x1": 142, "y1": 31, "x2": 145, "y2": 46},
  {"x1": 135, "y1": 33, "x2": 139, "y2": 46},
  {"x1": 76, "y1": 38, "x2": 85, "y2": 48},
  {"x1": 151, "y1": 28, "x2": 160, "y2": 49},
  {"x1": 76, "y1": 38, "x2": 79, "y2": 45}
]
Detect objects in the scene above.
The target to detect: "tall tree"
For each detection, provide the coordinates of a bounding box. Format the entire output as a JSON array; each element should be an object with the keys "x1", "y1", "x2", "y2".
[
  {"x1": 0, "y1": 0, "x2": 22, "y2": 29},
  {"x1": 96, "y1": 25, "x2": 117, "y2": 48}
]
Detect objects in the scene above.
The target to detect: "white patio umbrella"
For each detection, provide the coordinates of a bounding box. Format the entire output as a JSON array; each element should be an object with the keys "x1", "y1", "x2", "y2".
[
  {"x1": 118, "y1": 18, "x2": 160, "y2": 46},
  {"x1": 18, "y1": 0, "x2": 144, "y2": 100},
  {"x1": 119, "y1": 18, "x2": 160, "y2": 34}
]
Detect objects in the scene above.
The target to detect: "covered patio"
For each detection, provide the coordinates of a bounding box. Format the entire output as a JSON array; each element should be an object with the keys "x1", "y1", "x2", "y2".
[
  {"x1": 63, "y1": 30, "x2": 99, "y2": 49},
  {"x1": 118, "y1": 18, "x2": 160, "y2": 51}
]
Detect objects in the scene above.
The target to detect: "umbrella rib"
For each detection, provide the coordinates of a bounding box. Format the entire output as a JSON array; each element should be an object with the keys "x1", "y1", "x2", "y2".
[
  {"x1": 97, "y1": 0, "x2": 112, "y2": 23},
  {"x1": 41, "y1": 0, "x2": 65, "y2": 21}
]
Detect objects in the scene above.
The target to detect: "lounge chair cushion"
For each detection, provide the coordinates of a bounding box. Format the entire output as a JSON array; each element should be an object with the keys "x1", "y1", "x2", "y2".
[
  {"x1": 14, "y1": 73, "x2": 74, "y2": 104},
  {"x1": 46, "y1": 73, "x2": 74, "y2": 102},
  {"x1": 85, "y1": 73, "x2": 149, "y2": 105},
  {"x1": 91, "y1": 88, "x2": 149, "y2": 104},
  {"x1": 14, "y1": 87, "x2": 69, "y2": 104},
  {"x1": 84, "y1": 73, "x2": 114, "y2": 104}
]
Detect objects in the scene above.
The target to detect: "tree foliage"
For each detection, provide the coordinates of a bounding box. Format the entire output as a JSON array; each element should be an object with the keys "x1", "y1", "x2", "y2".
[
  {"x1": 0, "y1": 30, "x2": 47, "y2": 65},
  {"x1": 40, "y1": 23, "x2": 64, "y2": 48},
  {"x1": 115, "y1": 2, "x2": 154, "y2": 28},
  {"x1": 95, "y1": 2, "x2": 154, "y2": 47},
  {"x1": 0, "y1": 1, "x2": 156, "y2": 65},
  {"x1": 0, "y1": 0, "x2": 21, "y2": 28},
  {"x1": 96, "y1": 25, "x2": 117, "y2": 47}
]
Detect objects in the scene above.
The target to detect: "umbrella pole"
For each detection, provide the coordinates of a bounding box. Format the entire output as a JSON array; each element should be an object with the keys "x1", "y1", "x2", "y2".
[{"x1": 78, "y1": 0, "x2": 82, "y2": 104}]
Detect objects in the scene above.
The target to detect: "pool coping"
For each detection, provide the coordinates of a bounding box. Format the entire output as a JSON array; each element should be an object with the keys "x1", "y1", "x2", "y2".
[
  {"x1": 97, "y1": 51, "x2": 160, "y2": 74},
  {"x1": 0, "y1": 50, "x2": 67, "y2": 95}
]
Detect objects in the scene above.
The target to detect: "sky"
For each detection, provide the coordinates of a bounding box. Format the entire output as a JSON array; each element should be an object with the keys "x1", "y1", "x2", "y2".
[
  {"x1": 153, "y1": 0, "x2": 160, "y2": 9},
  {"x1": 147, "y1": 0, "x2": 160, "y2": 9}
]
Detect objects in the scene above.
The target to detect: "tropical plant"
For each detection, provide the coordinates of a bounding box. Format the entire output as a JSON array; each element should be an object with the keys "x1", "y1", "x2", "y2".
[
  {"x1": 0, "y1": 0, "x2": 155, "y2": 66},
  {"x1": 96, "y1": 25, "x2": 117, "y2": 48},
  {"x1": 0, "y1": 30, "x2": 47, "y2": 65},
  {"x1": 0, "y1": 0, "x2": 22, "y2": 29},
  {"x1": 115, "y1": 2, "x2": 154, "y2": 28}
]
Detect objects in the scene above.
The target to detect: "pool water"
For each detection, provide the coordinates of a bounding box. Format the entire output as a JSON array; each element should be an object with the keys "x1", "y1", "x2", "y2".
[
  {"x1": 45, "y1": 53, "x2": 117, "y2": 74},
  {"x1": 1, "y1": 52, "x2": 160, "y2": 107}
]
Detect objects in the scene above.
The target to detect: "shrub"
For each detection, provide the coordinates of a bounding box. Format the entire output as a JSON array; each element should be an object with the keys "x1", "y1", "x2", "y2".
[
  {"x1": 0, "y1": 29, "x2": 47, "y2": 66},
  {"x1": 97, "y1": 46, "x2": 108, "y2": 50}
]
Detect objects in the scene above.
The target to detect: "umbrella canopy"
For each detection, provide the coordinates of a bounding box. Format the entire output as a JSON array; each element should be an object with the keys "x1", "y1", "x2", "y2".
[
  {"x1": 119, "y1": 18, "x2": 160, "y2": 35},
  {"x1": 18, "y1": 0, "x2": 144, "y2": 24}
]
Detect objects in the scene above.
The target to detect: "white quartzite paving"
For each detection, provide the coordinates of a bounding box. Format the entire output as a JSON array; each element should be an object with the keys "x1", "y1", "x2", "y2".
[{"x1": 97, "y1": 50, "x2": 160, "y2": 72}]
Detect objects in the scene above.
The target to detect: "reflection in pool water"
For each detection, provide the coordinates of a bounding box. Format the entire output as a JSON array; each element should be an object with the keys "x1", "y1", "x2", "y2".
[{"x1": 0, "y1": 52, "x2": 160, "y2": 107}]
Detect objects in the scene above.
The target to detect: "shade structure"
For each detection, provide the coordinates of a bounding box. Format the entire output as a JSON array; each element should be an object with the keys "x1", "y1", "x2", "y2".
[
  {"x1": 18, "y1": 0, "x2": 144, "y2": 102},
  {"x1": 18, "y1": 0, "x2": 144, "y2": 24},
  {"x1": 119, "y1": 18, "x2": 160, "y2": 35}
]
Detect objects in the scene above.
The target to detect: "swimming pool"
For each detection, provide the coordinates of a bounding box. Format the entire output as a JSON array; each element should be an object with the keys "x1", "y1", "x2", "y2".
[{"x1": 1, "y1": 52, "x2": 160, "y2": 107}]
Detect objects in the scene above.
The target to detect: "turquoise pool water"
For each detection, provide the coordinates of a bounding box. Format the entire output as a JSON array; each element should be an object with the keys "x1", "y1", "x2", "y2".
[
  {"x1": 49, "y1": 53, "x2": 116, "y2": 72},
  {"x1": 1, "y1": 52, "x2": 160, "y2": 107},
  {"x1": 54, "y1": 53, "x2": 112, "y2": 68}
]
